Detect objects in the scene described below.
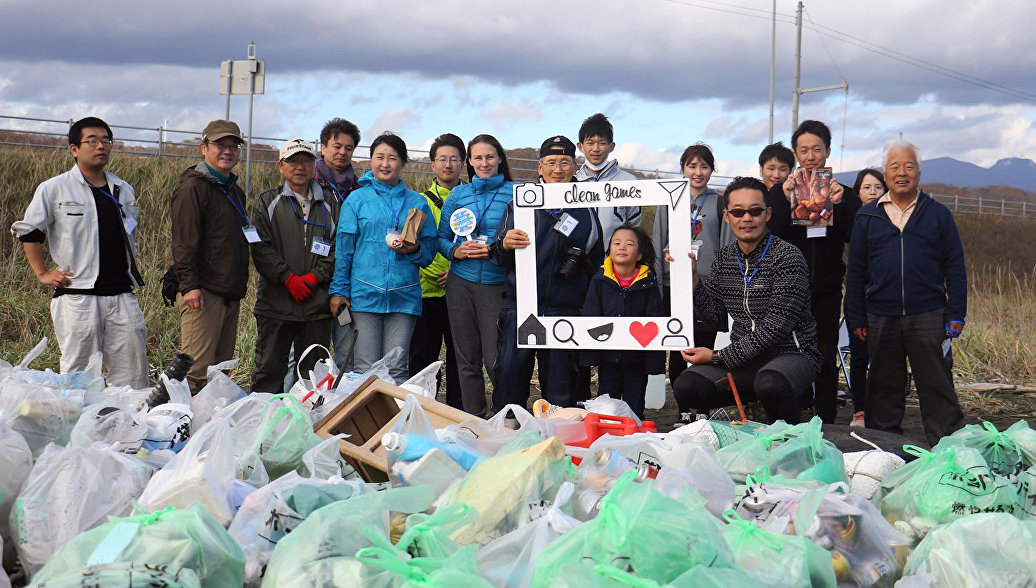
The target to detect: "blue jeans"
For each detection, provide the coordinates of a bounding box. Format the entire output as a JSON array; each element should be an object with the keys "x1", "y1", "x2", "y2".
[{"x1": 352, "y1": 311, "x2": 418, "y2": 383}]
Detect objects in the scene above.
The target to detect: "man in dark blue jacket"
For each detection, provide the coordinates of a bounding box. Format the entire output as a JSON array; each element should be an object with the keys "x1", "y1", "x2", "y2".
[
  {"x1": 845, "y1": 140, "x2": 966, "y2": 445},
  {"x1": 491, "y1": 135, "x2": 604, "y2": 411}
]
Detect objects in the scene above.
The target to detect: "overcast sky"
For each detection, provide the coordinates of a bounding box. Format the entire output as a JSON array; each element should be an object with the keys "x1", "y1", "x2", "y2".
[{"x1": 1, "y1": 0, "x2": 1033, "y2": 178}]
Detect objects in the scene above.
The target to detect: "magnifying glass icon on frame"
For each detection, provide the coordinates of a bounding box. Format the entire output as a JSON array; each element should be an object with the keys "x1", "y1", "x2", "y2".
[{"x1": 552, "y1": 319, "x2": 579, "y2": 346}]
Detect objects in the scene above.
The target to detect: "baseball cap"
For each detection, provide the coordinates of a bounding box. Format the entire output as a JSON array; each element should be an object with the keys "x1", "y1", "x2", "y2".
[
  {"x1": 539, "y1": 135, "x2": 576, "y2": 159},
  {"x1": 279, "y1": 137, "x2": 317, "y2": 161},
  {"x1": 202, "y1": 120, "x2": 243, "y2": 143}
]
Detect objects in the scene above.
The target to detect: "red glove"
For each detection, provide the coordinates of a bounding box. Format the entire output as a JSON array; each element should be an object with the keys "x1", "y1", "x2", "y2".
[
  {"x1": 300, "y1": 272, "x2": 318, "y2": 287},
  {"x1": 285, "y1": 273, "x2": 314, "y2": 303}
]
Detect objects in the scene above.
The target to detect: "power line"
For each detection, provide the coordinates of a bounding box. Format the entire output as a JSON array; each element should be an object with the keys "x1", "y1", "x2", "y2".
[{"x1": 655, "y1": 0, "x2": 796, "y2": 24}]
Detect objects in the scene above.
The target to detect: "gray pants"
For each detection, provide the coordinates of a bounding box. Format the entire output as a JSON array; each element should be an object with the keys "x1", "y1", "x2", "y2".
[
  {"x1": 444, "y1": 273, "x2": 505, "y2": 416},
  {"x1": 865, "y1": 309, "x2": 964, "y2": 445}
]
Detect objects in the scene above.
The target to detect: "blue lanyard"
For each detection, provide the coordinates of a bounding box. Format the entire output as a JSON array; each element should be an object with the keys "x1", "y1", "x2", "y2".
[
  {"x1": 82, "y1": 172, "x2": 123, "y2": 214},
  {"x1": 287, "y1": 194, "x2": 328, "y2": 232},
  {"x1": 471, "y1": 186, "x2": 500, "y2": 234},
  {"x1": 217, "y1": 185, "x2": 249, "y2": 225},
  {"x1": 327, "y1": 183, "x2": 344, "y2": 204},
  {"x1": 735, "y1": 233, "x2": 774, "y2": 288},
  {"x1": 389, "y1": 190, "x2": 408, "y2": 232}
]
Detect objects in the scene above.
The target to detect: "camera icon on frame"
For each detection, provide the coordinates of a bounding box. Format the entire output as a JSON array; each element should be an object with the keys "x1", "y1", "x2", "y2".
[{"x1": 515, "y1": 182, "x2": 544, "y2": 207}]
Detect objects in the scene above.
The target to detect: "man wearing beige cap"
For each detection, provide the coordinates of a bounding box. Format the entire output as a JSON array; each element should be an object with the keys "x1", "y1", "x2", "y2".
[
  {"x1": 171, "y1": 120, "x2": 250, "y2": 392},
  {"x1": 250, "y1": 138, "x2": 341, "y2": 392}
]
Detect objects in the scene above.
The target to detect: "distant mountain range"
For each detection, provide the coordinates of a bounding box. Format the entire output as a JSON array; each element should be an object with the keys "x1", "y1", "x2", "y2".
[{"x1": 835, "y1": 157, "x2": 1036, "y2": 192}]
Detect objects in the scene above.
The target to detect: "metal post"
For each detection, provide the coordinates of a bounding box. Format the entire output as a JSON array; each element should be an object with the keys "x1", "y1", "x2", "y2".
[
  {"x1": 1024, "y1": 201, "x2": 1027, "y2": 218},
  {"x1": 224, "y1": 61, "x2": 232, "y2": 120},
  {"x1": 157, "y1": 126, "x2": 163, "y2": 160},
  {"x1": 791, "y1": 1, "x2": 803, "y2": 131},
  {"x1": 954, "y1": 194, "x2": 958, "y2": 212},
  {"x1": 978, "y1": 194, "x2": 982, "y2": 215},
  {"x1": 245, "y1": 42, "x2": 256, "y2": 198},
  {"x1": 768, "y1": 0, "x2": 776, "y2": 143},
  {"x1": 1001, "y1": 199, "x2": 1005, "y2": 216}
]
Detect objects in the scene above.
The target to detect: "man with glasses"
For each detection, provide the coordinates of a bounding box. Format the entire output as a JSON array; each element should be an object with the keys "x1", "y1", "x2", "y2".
[
  {"x1": 409, "y1": 133, "x2": 465, "y2": 407},
  {"x1": 492, "y1": 135, "x2": 604, "y2": 411},
  {"x1": 171, "y1": 119, "x2": 250, "y2": 392},
  {"x1": 672, "y1": 176, "x2": 820, "y2": 424},
  {"x1": 249, "y1": 138, "x2": 340, "y2": 393},
  {"x1": 12, "y1": 116, "x2": 148, "y2": 387}
]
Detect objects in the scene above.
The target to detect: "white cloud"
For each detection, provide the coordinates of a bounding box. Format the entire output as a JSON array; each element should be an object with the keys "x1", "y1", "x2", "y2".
[
  {"x1": 480, "y1": 100, "x2": 542, "y2": 125},
  {"x1": 365, "y1": 109, "x2": 422, "y2": 140}
]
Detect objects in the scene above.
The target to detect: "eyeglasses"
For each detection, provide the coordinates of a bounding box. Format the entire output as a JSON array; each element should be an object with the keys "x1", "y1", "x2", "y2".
[
  {"x1": 725, "y1": 207, "x2": 767, "y2": 218},
  {"x1": 79, "y1": 138, "x2": 113, "y2": 147},
  {"x1": 206, "y1": 141, "x2": 242, "y2": 152},
  {"x1": 434, "y1": 157, "x2": 461, "y2": 165},
  {"x1": 541, "y1": 159, "x2": 574, "y2": 170}
]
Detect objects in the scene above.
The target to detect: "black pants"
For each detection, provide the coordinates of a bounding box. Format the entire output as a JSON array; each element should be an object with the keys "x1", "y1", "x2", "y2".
[
  {"x1": 493, "y1": 307, "x2": 579, "y2": 412},
  {"x1": 408, "y1": 296, "x2": 462, "y2": 409},
  {"x1": 253, "y1": 316, "x2": 331, "y2": 394},
  {"x1": 848, "y1": 330, "x2": 868, "y2": 411},
  {"x1": 672, "y1": 354, "x2": 816, "y2": 424},
  {"x1": 811, "y1": 288, "x2": 843, "y2": 424},
  {"x1": 598, "y1": 362, "x2": 648, "y2": 419},
  {"x1": 865, "y1": 310, "x2": 964, "y2": 445}
]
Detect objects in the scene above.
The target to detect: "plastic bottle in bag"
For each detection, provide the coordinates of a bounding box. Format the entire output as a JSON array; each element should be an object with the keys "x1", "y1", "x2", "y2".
[
  {"x1": 572, "y1": 448, "x2": 638, "y2": 519},
  {"x1": 383, "y1": 431, "x2": 483, "y2": 470}
]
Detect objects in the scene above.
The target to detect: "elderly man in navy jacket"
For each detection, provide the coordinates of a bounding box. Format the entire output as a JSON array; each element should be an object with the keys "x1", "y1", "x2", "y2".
[{"x1": 845, "y1": 139, "x2": 967, "y2": 445}]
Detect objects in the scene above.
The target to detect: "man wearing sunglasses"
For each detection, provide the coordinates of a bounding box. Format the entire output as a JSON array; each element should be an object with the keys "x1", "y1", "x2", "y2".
[
  {"x1": 171, "y1": 119, "x2": 250, "y2": 392},
  {"x1": 249, "y1": 138, "x2": 340, "y2": 393},
  {"x1": 672, "y1": 176, "x2": 821, "y2": 424},
  {"x1": 12, "y1": 117, "x2": 148, "y2": 388},
  {"x1": 765, "y1": 120, "x2": 862, "y2": 425}
]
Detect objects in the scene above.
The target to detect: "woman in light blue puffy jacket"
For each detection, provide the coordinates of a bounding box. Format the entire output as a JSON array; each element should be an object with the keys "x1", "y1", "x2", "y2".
[
  {"x1": 435, "y1": 134, "x2": 515, "y2": 416},
  {"x1": 330, "y1": 133, "x2": 436, "y2": 382}
]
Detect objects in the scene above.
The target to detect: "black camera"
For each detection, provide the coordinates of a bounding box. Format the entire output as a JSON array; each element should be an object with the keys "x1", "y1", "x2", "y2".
[
  {"x1": 146, "y1": 353, "x2": 194, "y2": 407},
  {"x1": 557, "y1": 246, "x2": 589, "y2": 279}
]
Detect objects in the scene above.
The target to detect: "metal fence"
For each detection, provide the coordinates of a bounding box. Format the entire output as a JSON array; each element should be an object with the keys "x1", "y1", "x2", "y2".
[{"x1": 1, "y1": 114, "x2": 1031, "y2": 217}]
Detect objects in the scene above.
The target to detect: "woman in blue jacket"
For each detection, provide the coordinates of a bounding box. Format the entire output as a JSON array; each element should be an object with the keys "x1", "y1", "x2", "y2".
[
  {"x1": 436, "y1": 134, "x2": 515, "y2": 416},
  {"x1": 330, "y1": 133, "x2": 436, "y2": 382}
]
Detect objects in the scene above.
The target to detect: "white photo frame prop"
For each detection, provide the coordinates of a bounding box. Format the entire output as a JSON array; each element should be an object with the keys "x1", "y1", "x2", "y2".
[{"x1": 513, "y1": 179, "x2": 694, "y2": 350}]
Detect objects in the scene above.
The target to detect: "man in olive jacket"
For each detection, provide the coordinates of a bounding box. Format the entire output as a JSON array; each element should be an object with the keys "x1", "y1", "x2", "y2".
[
  {"x1": 171, "y1": 120, "x2": 250, "y2": 392},
  {"x1": 250, "y1": 138, "x2": 340, "y2": 392}
]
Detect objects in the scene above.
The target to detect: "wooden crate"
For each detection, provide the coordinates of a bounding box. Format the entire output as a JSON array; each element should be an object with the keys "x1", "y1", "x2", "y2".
[{"x1": 313, "y1": 376, "x2": 484, "y2": 482}]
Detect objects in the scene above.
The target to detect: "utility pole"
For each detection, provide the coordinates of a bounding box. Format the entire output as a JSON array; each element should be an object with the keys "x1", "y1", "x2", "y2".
[
  {"x1": 768, "y1": 0, "x2": 777, "y2": 143},
  {"x1": 219, "y1": 43, "x2": 265, "y2": 196},
  {"x1": 791, "y1": 1, "x2": 848, "y2": 136},
  {"x1": 245, "y1": 42, "x2": 256, "y2": 198},
  {"x1": 791, "y1": 1, "x2": 803, "y2": 131}
]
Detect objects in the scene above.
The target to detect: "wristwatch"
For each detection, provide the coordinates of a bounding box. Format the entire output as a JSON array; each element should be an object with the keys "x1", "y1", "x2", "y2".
[{"x1": 712, "y1": 350, "x2": 722, "y2": 366}]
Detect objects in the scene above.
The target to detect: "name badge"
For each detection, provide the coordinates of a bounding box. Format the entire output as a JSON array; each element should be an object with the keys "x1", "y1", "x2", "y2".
[
  {"x1": 243, "y1": 225, "x2": 262, "y2": 243},
  {"x1": 311, "y1": 237, "x2": 331, "y2": 257},
  {"x1": 553, "y1": 213, "x2": 579, "y2": 237},
  {"x1": 806, "y1": 226, "x2": 827, "y2": 239},
  {"x1": 122, "y1": 216, "x2": 138, "y2": 235}
]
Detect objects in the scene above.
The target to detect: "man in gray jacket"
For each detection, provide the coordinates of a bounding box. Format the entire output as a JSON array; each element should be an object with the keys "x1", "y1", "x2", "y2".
[
  {"x1": 575, "y1": 113, "x2": 641, "y2": 239},
  {"x1": 250, "y1": 138, "x2": 340, "y2": 393},
  {"x1": 11, "y1": 117, "x2": 148, "y2": 387}
]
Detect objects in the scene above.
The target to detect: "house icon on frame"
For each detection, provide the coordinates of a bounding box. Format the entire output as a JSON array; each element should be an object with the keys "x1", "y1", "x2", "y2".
[{"x1": 519, "y1": 314, "x2": 547, "y2": 346}]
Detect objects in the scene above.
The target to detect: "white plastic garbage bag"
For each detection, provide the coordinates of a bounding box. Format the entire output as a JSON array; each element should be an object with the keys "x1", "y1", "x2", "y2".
[
  {"x1": 0, "y1": 423, "x2": 33, "y2": 548},
  {"x1": 477, "y1": 482, "x2": 582, "y2": 588},
  {"x1": 191, "y1": 359, "x2": 246, "y2": 426},
  {"x1": 11, "y1": 443, "x2": 153, "y2": 577},
  {"x1": 69, "y1": 402, "x2": 147, "y2": 453},
  {"x1": 139, "y1": 417, "x2": 238, "y2": 526},
  {"x1": 579, "y1": 395, "x2": 641, "y2": 425},
  {"x1": 903, "y1": 512, "x2": 1036, "y2": 585},
  {"x1": 0, "y1": 380, "x2": 84, "y2": 456},
  {"x1": 400, "y1": 361, "x2": 443, "y2": 399}
]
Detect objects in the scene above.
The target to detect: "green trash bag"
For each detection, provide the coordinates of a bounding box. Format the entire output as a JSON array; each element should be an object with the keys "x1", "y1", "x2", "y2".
[
  {"x1": 720, "y1": 510, "x2": 836, "y2": 588},
  {"x1": 261, "y1": 485, "x2": 434, "y2": 587},
  {"x1": 902, "y1": 512, "x2": 1036, "y2": 585},
  {"x1": 30, "y1": 504, "x2": 245, "y2": 588},
  {"x1": 530, "y1": 471, "x2": 736, "y2": 587},
  {"x1": 872, "y1": 445, "x2": 1022, "y2": 543},
  {"x1": 32, "y1": 562, "x2": 202, "y2": 588},
  {"x1": 935, "y1": 420, "x2": 1036, "y2": 480},
  {"x1": 396, "y1": 503, "x2": 477, "y2": 559},
  {"x1": 351, "y1": 537, "x2": 494, "y2": 587},
  {"x1": 548, "y1": 563, "x2": 757, "y2": 588},
  {"x1": 715, "y1": 417, "x2": 847, "y2": 485},
  {"x1": 239, "y1": 394, "x2": 323, "y2": 481}
]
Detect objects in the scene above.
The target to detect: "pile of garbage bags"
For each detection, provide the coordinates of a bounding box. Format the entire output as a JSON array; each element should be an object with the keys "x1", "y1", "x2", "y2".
[{"x1": 3, "y1": 341, "x2": 1036, "y2": 587}]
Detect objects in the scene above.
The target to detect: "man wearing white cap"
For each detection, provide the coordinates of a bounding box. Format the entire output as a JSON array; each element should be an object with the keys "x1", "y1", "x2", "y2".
[{"x1": 249, "y1": 138, "x2": 340, "y2": 392}]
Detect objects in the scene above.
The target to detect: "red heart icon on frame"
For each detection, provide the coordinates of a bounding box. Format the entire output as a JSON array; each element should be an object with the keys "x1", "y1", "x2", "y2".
[{"x1": 629, "y1": 321, "x2": 659, "y2": 348}]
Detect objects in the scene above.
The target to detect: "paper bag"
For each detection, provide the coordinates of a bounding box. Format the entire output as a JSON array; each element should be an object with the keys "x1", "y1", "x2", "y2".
[{"x1": 400, "y1": 208, "x2": 428, "y2": 247}]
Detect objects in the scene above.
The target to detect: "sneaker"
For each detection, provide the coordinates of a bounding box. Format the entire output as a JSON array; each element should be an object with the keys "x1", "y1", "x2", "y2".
[{"x1": 850, "y1": 411, "x2": 865, "y2": 428}]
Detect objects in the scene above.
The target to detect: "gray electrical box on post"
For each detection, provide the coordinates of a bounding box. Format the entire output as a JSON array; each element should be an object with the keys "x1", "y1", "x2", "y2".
[{"x1": 218, "y1": 42, "x2": 264, "y2": 197}]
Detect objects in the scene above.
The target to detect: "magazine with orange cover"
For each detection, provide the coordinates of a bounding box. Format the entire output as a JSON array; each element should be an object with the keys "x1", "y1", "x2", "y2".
[{"x1": 790, "y1": 167, "x2": 834, "y2": 227}]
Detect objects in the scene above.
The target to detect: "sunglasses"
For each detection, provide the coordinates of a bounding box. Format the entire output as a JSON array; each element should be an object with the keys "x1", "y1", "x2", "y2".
[{"x1": 725, "y1": 207, "x2": 767, "y2": 218}]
